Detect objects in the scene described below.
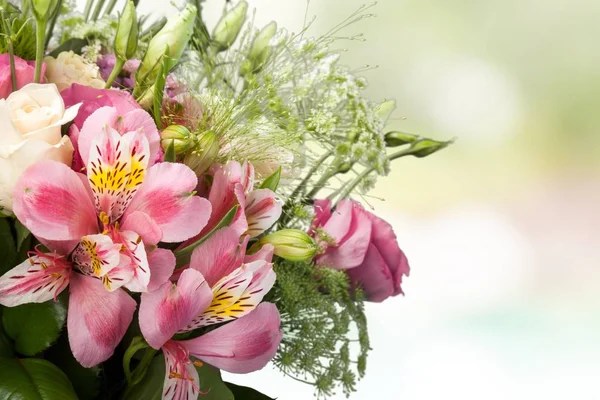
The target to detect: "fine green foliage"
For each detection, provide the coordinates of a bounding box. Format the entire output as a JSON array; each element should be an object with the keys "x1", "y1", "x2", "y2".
[
  {"x1": 268, "y1": 259, "x2": 369, "y2": 398},
  {"x1": 0, "y1": 3, "x2": 37, "y2": 60}
]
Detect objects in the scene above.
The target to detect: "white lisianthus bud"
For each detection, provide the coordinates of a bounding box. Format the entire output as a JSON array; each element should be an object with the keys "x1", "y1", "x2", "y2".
[
  {"x1": 183, "y1": 131, "x2": 219, "y2": 176},
  {"x1": 212, "y1": 0, "x2": 248, "y2": 52},
  {"x1": 135, "y1": 4, "x2": 196, "y2": 89},
  {"x1": 115, "y1": 1, "x2": 138, "y2": 60},
  {"x1": 257, "y1": 229, "x2": 318, "y2": 262}
]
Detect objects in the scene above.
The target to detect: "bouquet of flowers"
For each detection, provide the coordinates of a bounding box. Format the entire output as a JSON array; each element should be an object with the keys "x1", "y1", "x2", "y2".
[{"x1": 0, "y1": 0, "x2": 452, "y2": 398}]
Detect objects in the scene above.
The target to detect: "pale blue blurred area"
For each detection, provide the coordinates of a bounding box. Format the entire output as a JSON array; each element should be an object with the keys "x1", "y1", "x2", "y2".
[{"x1": 91, "y1": 0, "x2": 600, "y2": 397}]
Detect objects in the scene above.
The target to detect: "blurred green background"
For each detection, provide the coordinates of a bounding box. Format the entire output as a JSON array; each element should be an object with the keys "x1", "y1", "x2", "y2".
[{"x1": 150, "y1": 0, "x2": 600, "y2": 397}]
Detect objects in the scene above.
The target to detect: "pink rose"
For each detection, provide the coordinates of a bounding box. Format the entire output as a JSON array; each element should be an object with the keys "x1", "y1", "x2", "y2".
[
  {"x1": 0, "y1": 54, "x2": 41, "y2": 99},
  {"x1": 312, "y1": 199, "x2": 410, "y2": 302}
]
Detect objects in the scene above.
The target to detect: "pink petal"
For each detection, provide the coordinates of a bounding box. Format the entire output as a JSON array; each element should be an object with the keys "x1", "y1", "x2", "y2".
[
  {"x1": 182, "y1": 303, "x2": 282, "y2": 374},
  {"x1": 185, "y1": 260, "x2": 275, "y2": 330},
  {"x1": 115, "y1": 230, "x2": 150, "y2": 293},
  {"x1": 368, "y1": 214, "x2": 410, "y2": 296},
  {"x1": 78, "y1": 106, "x2": 120, "y2": 166},
  {"x1": 147, "y1": 248, "x2": 176, "y2": 292},
  {"x1": 320, "y1": 200, "x2": 353, "y2": 244},
  {"x1": 139, "y1": 269, "x2": 212, "y2": 349},
  {"x1": 72, "y1": 234, "x2": 122, "y2": 277},
  {"x1": 311, "y1": 199, "x2": 332, "y2": 231},
  {"x1": 115, "y1": 109, "x2": 160, "y2": 166},
  {"x1": 12, "y1": 160, "x2": 97, "y2": 241},
  {"x1": 244, "y1": 189, "x2": 282, "y2": 238},
  {"x1": 162, "y1": 341, "x2": 200, "y2": 400},
  {"x1": 317, "y1": 200, "x2": 372, "y2": 270},
  {"x1": 0, "y1": 251, "x2": 71, "y2": 307},
  {"x1": 189, "y1": 227, "x2": 247, "y2": 287},
  {"x1": 240, "y1": 161, "x2": 255, "y2": 194},
  {"x1": 205, "y1": 162, "x2": 244, "y2": 233},
  {"x1": 123, "y1": 163, "x2": 211, "y2": 243},
  {"x1": 346, "y1": 243, "x2": 394, "y2": 303},
  {"x1": 244, "y1": 244, "x2": 274, "y2": 263},
  {"x1": 68, "y1": 274, "x2": 136, "y2": 368},
  {"x1": 121, "y1": 211, "x2": 162, "y2": 245}
]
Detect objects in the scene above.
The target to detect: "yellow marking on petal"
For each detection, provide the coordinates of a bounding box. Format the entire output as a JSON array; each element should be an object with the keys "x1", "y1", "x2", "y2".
[{"x1": 102, "y1": 275, "x2": 112, "y2": 291}]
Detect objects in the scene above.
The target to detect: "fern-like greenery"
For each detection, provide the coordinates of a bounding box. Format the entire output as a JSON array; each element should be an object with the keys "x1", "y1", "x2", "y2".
[{"x1": 0, "y1": 2, "x2": 37, "y2": 60}]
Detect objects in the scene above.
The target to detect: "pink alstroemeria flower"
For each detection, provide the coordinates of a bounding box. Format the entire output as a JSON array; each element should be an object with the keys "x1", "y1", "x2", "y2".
[
  {"x1": 139, "y1": 227, "x2": 281, "y2": 398},
  {"x1": 0, "y1": 106, "x2": 211, "y2": 367},
  {"x1": 183, "y1": 161, "x2": 282, "y2": 250}
]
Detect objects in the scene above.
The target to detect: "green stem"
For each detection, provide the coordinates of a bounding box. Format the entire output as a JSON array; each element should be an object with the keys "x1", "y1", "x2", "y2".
[
  {"x1": 105, "y1": 57, "x2": 125, "y2": 88},
  {"x1": 333, "y1": 147, "x2": 415, "y2": 207},
  {"x1": 44, "y1": 0, "x2": 63, "y2": 48},
  {"x1": 102, "y1": 0, "x2": 118, "y2": 16},
  {"x1": 34, "y1": 19, "x2": 46, "y2": 83},
  {"x1": 287, "y1": 149, "x2": 333, "y2": 203},
  {"x1": 8, "y1": 40, "x2": 17, "y2": 92},
  {"x1": 83, "y1": 0, "x2": 94, "y2": 20},
  {"x1": 305, "y1": 157, "x2": 340, "y2": 200},
  {"x1": 90, "y1": 0, "x2": 106, "y2": 21}
]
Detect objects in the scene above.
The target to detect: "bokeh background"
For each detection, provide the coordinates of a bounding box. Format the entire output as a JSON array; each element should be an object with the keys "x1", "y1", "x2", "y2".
[{"x1": 144, "y1": 0, "x2": 600, "y2": 398}]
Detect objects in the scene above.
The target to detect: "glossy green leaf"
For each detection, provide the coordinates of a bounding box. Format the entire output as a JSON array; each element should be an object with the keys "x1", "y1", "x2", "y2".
[
  {"x1": 0, "y1": 218, "x2": 16, "y2": 275},
  {"x1": 122, "y1": 354, "x2": 163, "y2": 400},
  {"x1": 197, "y1": 363, "x2": 234, "y2": 400},
  {"x1": 46, "y1": 334, "x2": 101, "y2": 400},
  {"x1": 2, "y1": 295, "x2": 67, "y2": 356},
  {"x1": 226, "y1": 382, "x2": 276, "y2": 399},
  {"x1": 0, "y1": 357, "x2": 78, "y2": 400},
  {"x1": 0, "y1": 310, "x2": 13, "y2": 358},
  {"x1": 14, "y1": 220, "x2": 31, "y2": 251},
  {"x1": 48, "y1": 38, "x2": 87, "y2": 57}
]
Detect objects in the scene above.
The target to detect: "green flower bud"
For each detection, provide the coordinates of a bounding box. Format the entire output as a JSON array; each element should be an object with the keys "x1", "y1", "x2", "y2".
[
  {"x1": 212, "y1": 0, "x2": 248, "y2": 52},
  {"x1": 384, "y1": 131, "x2": 419, "y2": 147},
  {"x1": 258, "y1": 229, "x2": 317, "y2": 262},
  {"x1": 409, "y1": 138, "x2": 455, "y2": 158},
  {"x1": 136, "y1": 4, "x2": 196, "y2": 89},
  {"x1": 183, "y1": 131, "x2": 219, "y2": 176},
  {"x1": 30, "y1": 0, "x2": 59, "y2": 21},
  {"x1": 241, "y1": 21, "x2": 276, "y2": 75},
  {"x1": 375, "y1": 99, "x2": 396, "y2": 123},
  {"x1": 115, "y1": 1, "x2": 138, "y2": 60},
  {"x1": 161, "y1": 125, "x2": 196, "y2": 154}
]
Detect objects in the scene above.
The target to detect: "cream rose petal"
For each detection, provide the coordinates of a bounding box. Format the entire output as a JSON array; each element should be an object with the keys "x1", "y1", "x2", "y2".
[{"x1": 0, "y1": 99, "x2": 25, "y2": 146}]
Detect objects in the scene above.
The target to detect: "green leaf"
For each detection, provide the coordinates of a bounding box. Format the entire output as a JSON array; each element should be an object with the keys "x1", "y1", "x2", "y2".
[
  {"x1": 259, "y1": 166, "x2": 281, "y2": 191},
  {"x1": 14, "y1": 220, "x2": 31, "y2": 251},
  {"x1": 152, "y1": 50, "x2": 169, "y2": 128},
  {"x1": 225, "y1": 382, "x2": 275, "y2": 399},
  {"x1": 2, "y1": 295, "x2": 67, "y2": 356},
  {"x1": 197, "y1": 363, "x2": 234, "y2": 400},
  {"x1": 0, "y1": 217, "x2": 16, "y2": 275},
  {"x1": 0, "y1": 309, "x2": 14, "y2": 358},
  {"x1": 0, "y1": 357, "x2": 78, "y2": 400},
  {"x1": 164, "y1": 139, "x2": 176, "y2": 162},
  {"x1": 174, "y1": 205, "x2": 240, "y2": 267},
  {"x1": 45, "y1": 334, "x2": 101, "y2": 400},
  {"x1": 48, "y1": 37, "x2": 88, "y2": 57},
  {"x1": 122, "y1": 354, "x2": 164, "y2": 400}
]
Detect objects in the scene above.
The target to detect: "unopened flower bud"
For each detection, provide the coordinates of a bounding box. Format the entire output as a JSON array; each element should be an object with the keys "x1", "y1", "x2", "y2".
[
  {"x1": 241, "y1": 22, "x2": 276, "y2": 75},
  {"x1": 183, "y1": 131, "x2": 219, "y2": 175},
  {"x1": 136, "y1": 4, "x2": 196, "y2": 89},
  {"x1": 410, "y1": 137, "x2": 455, "y2": 158},
  {"x1": 161, "y1": 125, "x2": 195, "y2": 154},
  {"x1": 31, "y1": 0, "x2": 59, "y2": 21},
  {"x1": 212, "y1": 0, "x2": 248, "y2": 52},
  {"x1": 115, "y1": 1, "x2": 138, "y2": 60},
  {"x1": 384, "y1": 131, "x2": 419, "y2": 147},
  {"x1": 258, "y1": 229, "x2": 317, "y2": 262}
]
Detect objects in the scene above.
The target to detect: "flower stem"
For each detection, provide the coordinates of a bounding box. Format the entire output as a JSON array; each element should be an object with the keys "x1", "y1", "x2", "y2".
[
  {"x1": 102, "y1": 0, "x2": 118, "y2": 17},
  {"x1": 287, "y1": 149, "x2": 334, "y2": 203},
  {"x1": 34, "y1": 19, "x2": 46, "y2": 83},
  {"x1": 8, "y1": 40, "x2": 17, "y2": 92},
  {"x1": 90, "y1": 0, "x2": 106, "y2": 21},
  {"x1": 105, "y1": 57, "x2": 125, "y2": 88},
  {"x1": 83, "y1": 0, "x2": 94, "y2": 21},
  {"x1": 44, "y1": 0, "x2": 63, "y2": 48}
]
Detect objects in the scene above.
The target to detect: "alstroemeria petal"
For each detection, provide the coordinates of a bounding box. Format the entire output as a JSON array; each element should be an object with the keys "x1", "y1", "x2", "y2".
[
  {"x1": 12, "y1": 160, "x2": 97, "y2": 241},
  {"x1": 123, "y1": 163, "x2": 211, "y2": 243},
  {"x1": 0, "y1": 252, "x2": 71, "y2": 307},
  {"x1": 117, "y1": 230, "x2": 150, "y2": 293},
  {"x1": 121, "y1": 211, "x2": 162, "y2": 245},
  {"x1": 115, "y1": 109, "x2": 160, "y2": 166},
  {"x1": 67, "y1": 274, "x2": 136, "y2": 368},
  {"x1": 189, "y1": 227, "x2": 247, "y2": 287},
  {"x1": 182, "y1": 303, "x2": 282, "y2": 374},
  {"x1": 147, "y1": 248, "x2": 176, "y2": 292},
  {"x1": 140, "y1": 269, "x2": 212, "y2": 350},
  {"x1": 185, "y1": 261, "x2": 275, "y2": 330},
  {"x1": 162, "y1": 341, "x2": 200, "y2": 400},
  {"x1": 244, "y1": 189, "x2": 282, "y2": 238},
  {"x1": 72, "y1": 234, "x2": 121, "y2": 277}
]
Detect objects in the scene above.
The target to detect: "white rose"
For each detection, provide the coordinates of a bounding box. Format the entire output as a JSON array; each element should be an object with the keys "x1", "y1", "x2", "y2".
[
  {"x1": 44, "y1": 51, "x2": 105, "y2": 92},
  {"x1": 0, "y1": 83, "x2": 80, "y2": 213}
]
